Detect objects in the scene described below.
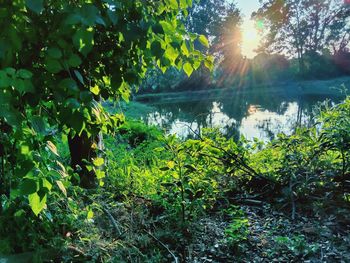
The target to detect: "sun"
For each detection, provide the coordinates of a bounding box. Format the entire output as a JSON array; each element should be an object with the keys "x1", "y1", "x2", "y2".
[{"x1": 241, "y1": 20, "x2": 261, "y2": 59}]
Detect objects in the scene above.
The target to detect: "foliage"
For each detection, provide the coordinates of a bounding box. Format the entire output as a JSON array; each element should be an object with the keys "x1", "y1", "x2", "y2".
[
  {"x1": 106, "y1": 96, "x2": 350, "y2": 226},
  {"x1": 140, "y1": 0, "x2": 242, "y2": 93},
  {"x1": 0, "y1": 0, "x2": 213, "y2": 218},
  {"x1": 249, "y1": 97, "x2": 350, "y2": 213},
  {"x1": 275, "y1": 235, "x2": 319, "y2": 257},
  {"x1": 224, "y1": 206, "x2": 249, "y2": 248},
  {"x1": 253, "y1": 0, "x2": 350, "y2": 74},
  {"x1": 1, "y1": 91, "x2": 349, "y2": 259},
  {"x1": 1, "y1": 0, "x2": 350, "y2": 260}
]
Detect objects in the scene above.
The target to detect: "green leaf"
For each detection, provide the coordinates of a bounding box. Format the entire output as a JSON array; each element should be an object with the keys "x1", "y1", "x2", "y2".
[
  {"x1": 65, "y1": 14, "x2": 82, "y2": 25},
  {"x1": 181, "y1": 42, "x2": 189, "y2": 57},
  {"x1": 4, "y1": 68, "x2": 16, "y2": 76},
  {"x1": 204, "y1": 56, "x2": 214, "y2": 71},
  {"x1": 165, "y1": 0, "x2": 178, "y2": 9},
  {"x1": 41, "y1": 178, "x2": 52, "y2": 191},
  {"x1": 20, "y1": 178, "x2": 38, "y2": 195},
  {"x1": 96, "y1": 170, "x2": 105, "y2": 179},
  {"x1": 152, "y1": 24, "x2": 164, "y2": 34},
  {"x1": 80, "y1": 91, "x2": 93, "y2": 103},
  {"x1": 66, "y1": 98, "x2": 80, "y2": 109},
  {"x1": 69, "y1": 111, "x2": 85, "y2": 134},
  {"x1": 17, "y1": 69, "x2": 33, "y2": 79},
  {"x1": 0, "y1": 70, "x2": 11, "y2": 87},
  {"x1": 80, "y1": 4, "x2": 100, "y2": 26},
  {"x1": 198, "y1": 34, "x2": 209, "y2": 48},
  {"x1": 193, "y1": 60, "x2": 201, "y2": 70},
  {"x1": 45, "y1": 59, "x2": 62, "y2": 73},
  {"x1": 0, "y1": 106, "x2": 22, "y2": 127},
  {"x1": 151, "y1": 41, "x2": 164, "y2": 58},
  {"x1": 164, "y1": 46, "x2": 179, "y2": 64},
  {"x1": 67, "y1": 54, "x2": 82, "y2": 67},
  {"x1": 167, "y1": 161, "x2": 175, "y2": 169},
  {"x1": 13, "y1": 79, "x2": 34, "y2": 93},
  {"x1": 8, "y1": 25, "x2": 21, "y2": 50},
  {"x1": 90, "y1": 85, "x2": 100, "y2": 95},
  {"x1": 56, "y1": 180, "x2": 67, "y2": 197},
  {"x1": 31, "y1": 116, "x2": 46, "y2": 135},
  {"x1": 0, "y1": 8, "x2": 8, "y2": 19},
  {"x1": 28, "y1": 192, "x2": 47, "y2": 216},
  {"x1": 21, "y1": 145, "x2": 30, "y2": 155},
  {"x1": 93, "y1": 157, "x2": 104, "y2": 167},
  {"x1": 72, "y1": 28, "x2": 94, "y2": 56},
  {"x1": 183, "y1": 62, "x2": 193, "y2": 77},
  {"x1": 87, "y1": 208, "x2": 94, "y2": 219},
  {"x1": 47, "y1": 141, "x2": 59, "y2": 156},
  {"x1": 47, "y1": 47, "x2": 62, "y2": 59},
  {"x1": 180, "y1": 0, "x2": 188, "y2": 8},
  {"x1": 107, "y1": 10, "x2": 118, "y2": 25},
  {"x1": 118, "y1": 82, "x2": 130, "y2": 102},
  {"x1": 59, "y1": 78, "x2": 78, "y2": 92},
  {"x1": 26, "y1": 0, "x2": 43, "y2": 14},
  {"x1": 74, "y1": 70, "x2": 84, "y2": 85},
  {"x1": 159, "y1": 21, "x2": 174, "y2": 33}
]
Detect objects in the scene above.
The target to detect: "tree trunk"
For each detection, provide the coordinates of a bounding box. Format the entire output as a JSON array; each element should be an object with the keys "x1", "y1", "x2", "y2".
[
  {"x1": 298, "y1": 53, "x2": 306, "y2": 78},
  {"x1": 68, "y1": 131, "x2": 97, "y2": 188}
]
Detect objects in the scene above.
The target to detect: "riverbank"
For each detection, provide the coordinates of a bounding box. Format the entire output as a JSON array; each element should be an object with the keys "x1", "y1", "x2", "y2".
[{"x1": 135, "y1": 77, "x2": 350, "y2": 104}]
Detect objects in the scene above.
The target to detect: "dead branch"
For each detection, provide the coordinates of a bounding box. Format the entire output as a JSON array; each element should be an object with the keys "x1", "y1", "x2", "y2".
[{"x1": 143, "y1": 229, "x2": 179, "y2": 263}]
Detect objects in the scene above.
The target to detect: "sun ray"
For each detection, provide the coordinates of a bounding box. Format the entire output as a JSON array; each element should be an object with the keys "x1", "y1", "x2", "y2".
[{"x1": 241, "y1": 20, "x2": 261, "y2": 59}]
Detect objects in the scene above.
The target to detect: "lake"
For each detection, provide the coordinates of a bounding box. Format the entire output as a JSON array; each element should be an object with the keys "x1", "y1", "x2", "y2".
[{"x1": 127, "y1": 79, "x2": 348, "y2": 141}]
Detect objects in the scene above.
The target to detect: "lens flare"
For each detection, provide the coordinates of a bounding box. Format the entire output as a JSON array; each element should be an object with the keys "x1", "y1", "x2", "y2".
[{"x1": 241, "y1": 20, "x2": 262, "y2": 59}]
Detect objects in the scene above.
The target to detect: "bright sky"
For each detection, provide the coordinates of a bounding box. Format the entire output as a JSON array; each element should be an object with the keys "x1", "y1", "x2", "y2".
[
  {"x1": 233, "y1": 0, "x2": 262, "y2": 58},
  {"x1": 234, "y1": 0, "x2": 260, "y2": 19}
]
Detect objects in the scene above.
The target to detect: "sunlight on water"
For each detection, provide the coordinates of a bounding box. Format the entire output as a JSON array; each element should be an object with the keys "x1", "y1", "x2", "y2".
[
  {"x1": 239, "y1": 102, "x2": 307, "y2": 140},
  {"x1": 144, "y1": 101, "x2": 302, "y2": 141},
  {"x1": 139, "y1": 92, "x2": 342, "y2": 141}
]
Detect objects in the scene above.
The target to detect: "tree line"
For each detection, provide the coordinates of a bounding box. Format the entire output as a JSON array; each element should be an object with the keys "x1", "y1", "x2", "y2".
[{"x1": 140, "y1": 0, "x2": 350, "y2": 93}]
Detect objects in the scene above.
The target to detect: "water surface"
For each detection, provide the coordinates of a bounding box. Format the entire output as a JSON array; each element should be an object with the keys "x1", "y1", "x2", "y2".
[{"x1": 132, "y1": 85, "x2": 346, "y2": 141}]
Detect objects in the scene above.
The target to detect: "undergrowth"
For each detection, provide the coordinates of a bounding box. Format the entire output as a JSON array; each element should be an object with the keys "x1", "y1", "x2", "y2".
[{"x1": 0, "y1": 97, "x2": 349, "y2": 262}]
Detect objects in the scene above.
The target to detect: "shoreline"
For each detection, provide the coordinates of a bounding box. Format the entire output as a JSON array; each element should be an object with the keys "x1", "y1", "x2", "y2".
[{"x1": 135, "y1": 77, "x2": 350, "y2": 104}]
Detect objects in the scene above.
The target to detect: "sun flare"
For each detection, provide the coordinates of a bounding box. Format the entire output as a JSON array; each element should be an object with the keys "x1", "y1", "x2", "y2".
[{"x1": 241, "y1": 20, "x2": 261, "y2": 59}]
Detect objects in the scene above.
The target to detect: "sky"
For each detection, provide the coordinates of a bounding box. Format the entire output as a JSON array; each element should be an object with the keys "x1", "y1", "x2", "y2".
[
  {"x1": 234, "y1": 0, "x2": 261, "y2": 19},
  {"x1": 234, "y1": 1, "x2": 262, "y2": 58}
]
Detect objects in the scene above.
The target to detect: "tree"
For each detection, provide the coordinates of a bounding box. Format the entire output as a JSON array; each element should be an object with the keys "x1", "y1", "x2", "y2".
[
  {"x1": 184, "y1": 0, "x2": 242, "y2": 86},
  {"x1": 215, "y1": 3, "x2": 243, "y2": 81},
  {"x1": 0, "y1": 0, "x2": 211, "y2": 215},
  {"x1": 140, "y1": 0, "x2": 242, "y2": 93},
  {"x1": 186, "y1": 0, "x2": 242, "y2": 59},
  {"x1": 253, "y1": 0, "x2": 350, "y2": 75}
]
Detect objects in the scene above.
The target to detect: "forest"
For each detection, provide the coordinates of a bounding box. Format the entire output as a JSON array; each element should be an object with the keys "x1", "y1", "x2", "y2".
[{"x1": 0, "y1": 0, "x2": 349, "y2": 262}]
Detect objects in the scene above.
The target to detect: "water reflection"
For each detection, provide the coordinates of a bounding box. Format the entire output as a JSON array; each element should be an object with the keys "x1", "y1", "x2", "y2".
[{"x1": 138, "y1": 91, "x2": 343, "y2": 141}]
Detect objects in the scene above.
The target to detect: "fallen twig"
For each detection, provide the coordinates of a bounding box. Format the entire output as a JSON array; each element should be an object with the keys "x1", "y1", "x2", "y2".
[
  {"x1": 102, "y1": 206, "x2": 123, "y2": 236},
  {"x1": 67, "y1": 245, "x2": 89, "y2": 258},
  {"x1": 143, "y1": 229, "x2": 179, "y2": 263},
  {"x1": 235, "y1": 199, "x2": 264, "y2": 206}
]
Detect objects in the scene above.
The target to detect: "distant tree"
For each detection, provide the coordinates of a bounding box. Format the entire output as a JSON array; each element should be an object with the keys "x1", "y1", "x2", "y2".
[
  {"x1": 215, "y1": 4, "x2": 243, "y2": 74},
  {"x1": 251, "y1": 53, "x2": 291, "y2": 83},
  {"x1": 186, "y1": 1, "x2": 242, "y2": 59},
  {"x1": 186, "y1": 0, "x2": 229, "y2": 43},
  {"x1": 333, "y1": 50, "x2": 350, "y2": 74},
  {"x1": 184, "y1": 0, "x2": 242, "y2": 87},
  {"x1": 253, "y1": 0, "x2": 350, "y2": 75},
  {"x1": 140, "y1": 0, "x2": 242, "y2": 92}
]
